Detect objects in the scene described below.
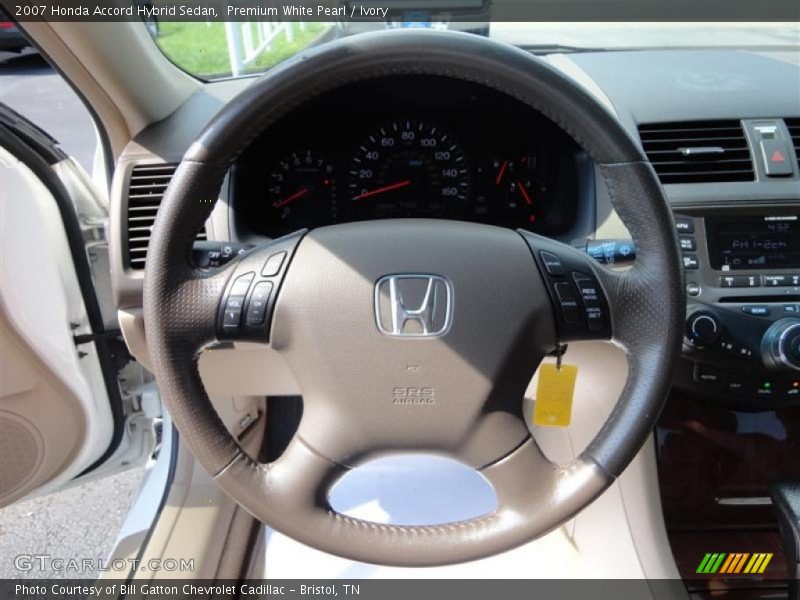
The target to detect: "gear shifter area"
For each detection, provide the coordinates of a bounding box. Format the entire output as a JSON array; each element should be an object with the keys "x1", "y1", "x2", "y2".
[{"x1": 770, "y1": 481, "x2": 800, "y2": 600}]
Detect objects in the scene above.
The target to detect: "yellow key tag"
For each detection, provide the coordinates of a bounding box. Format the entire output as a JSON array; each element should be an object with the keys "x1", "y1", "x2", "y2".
[{"x1": 533, "y1": 364, "x2": 578, "y2": 427}]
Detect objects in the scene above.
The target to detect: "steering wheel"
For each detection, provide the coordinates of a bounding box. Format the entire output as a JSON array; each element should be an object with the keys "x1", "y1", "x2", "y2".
[{"x1": 143, "y1": 31, "x2": 684, "y2": 566}]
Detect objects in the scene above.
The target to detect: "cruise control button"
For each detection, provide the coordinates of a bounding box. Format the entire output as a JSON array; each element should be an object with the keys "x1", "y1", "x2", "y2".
[
  {"x1": 675, "y1": 218, "x2": 694, "y2": 234},
  {"x1": 679, "y1": 237, "x2": 696, "y2": 251},
  {"x1": 693, "y1": 364, "x2": 725, "y2": 389},
  {"x1": 584, "y1": 307, "x2": 605, "y2": 331},
  {"x1": 554, "y1": 282, "x2": 581, "y2": 325},
  {"x1": 245, "y1": 282, "x2": 273, "y2": 326},
  {"x1": 742, "y1": 305, "x2": 770, "y2": 316},
  {"x1": 262, "y1": 251, "x2": 287, "y2": 277},
  {"x1": 572, "y1": 274, "x2": 600, "y2": 302},
  {"x1": 719, "y1": 275, "x2": 760, "y2": 288},
  {"x1": 539, "y1": 251, "x2": 565, "y2": 276},
  {"x1": 572, "y1": 272, "x2": 605, "y2": 331},
  {"x1": 683, "y1": 255, "x2": 699, "y2": 269}
]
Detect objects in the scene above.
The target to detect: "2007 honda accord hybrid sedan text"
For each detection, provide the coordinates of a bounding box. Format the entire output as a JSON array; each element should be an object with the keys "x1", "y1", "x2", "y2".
[{"x1": 0, "y1": 6, "x2": 798, "y2": 600}]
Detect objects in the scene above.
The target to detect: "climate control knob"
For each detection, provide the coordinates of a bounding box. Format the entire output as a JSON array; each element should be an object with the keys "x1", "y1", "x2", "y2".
[
  {"x1": 685, "y1": 310, "x2": 721, "y2": 348},
  {"x1": 761, "y1": 318, "x2": 800, "y2": 372}
]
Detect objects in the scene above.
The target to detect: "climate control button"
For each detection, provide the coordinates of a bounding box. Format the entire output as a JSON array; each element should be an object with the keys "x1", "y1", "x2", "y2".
[
  {"x1": 686, "y1": 310, "x2": 721, "y2": 348},
  {"x1": 693, "y1": 364, "x2": 725, "y2": 389},
  {"x1": 761, "y1": 318, "x2": 800, "y2": 372}
]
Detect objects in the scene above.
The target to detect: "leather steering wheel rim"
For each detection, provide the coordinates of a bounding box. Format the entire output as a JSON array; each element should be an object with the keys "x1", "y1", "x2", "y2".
[{"x1": 143, "y1": 30, "x2": 685, "y2": 567}]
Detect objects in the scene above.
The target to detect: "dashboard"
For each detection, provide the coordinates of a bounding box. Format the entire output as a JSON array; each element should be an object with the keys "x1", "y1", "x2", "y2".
[
  {"x1": 234, "y1": 76, "x2": 585, "y2": 239},
  {"x1": 107, "y1": 44, "x2": 799, "y2": 589},
  {"x1": 113, "y1": 49, "x2": 799, "y2": 411}
]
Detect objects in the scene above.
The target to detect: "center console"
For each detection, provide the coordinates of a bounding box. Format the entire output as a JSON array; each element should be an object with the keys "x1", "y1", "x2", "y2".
[{"x1": 672, "y1": 210, "x2": 800, "y2": 409}]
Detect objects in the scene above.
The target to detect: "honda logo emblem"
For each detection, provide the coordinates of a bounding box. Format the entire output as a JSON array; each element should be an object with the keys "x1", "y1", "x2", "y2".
[{"x1": 374, "y1": 275, "x2": 453, "y2": 338}]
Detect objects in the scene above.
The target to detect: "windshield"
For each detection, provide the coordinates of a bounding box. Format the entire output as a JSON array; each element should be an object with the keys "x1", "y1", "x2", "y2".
[{"x1": 152, "y1": 22, "x2": 799, "y2": 81}]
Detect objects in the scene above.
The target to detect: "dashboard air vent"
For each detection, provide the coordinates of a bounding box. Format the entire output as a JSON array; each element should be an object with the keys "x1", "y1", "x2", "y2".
[
  {"x1": 785, "y1": 118, "x2": 800, "y2": 169},
  {"x1": 125, "y1": 163, "x2": 207, "y2": 269},
  {"x1": 638, "y1": 120, "x2": 754, "y2": 184}
]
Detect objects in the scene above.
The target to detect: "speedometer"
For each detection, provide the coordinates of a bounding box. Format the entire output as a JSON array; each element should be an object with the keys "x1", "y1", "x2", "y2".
[{"x1": 347, "y1": 120, "x2": 469, "y2": 220}]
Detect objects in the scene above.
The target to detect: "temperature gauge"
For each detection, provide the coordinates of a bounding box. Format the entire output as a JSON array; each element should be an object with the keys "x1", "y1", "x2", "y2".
[{"x1": 476, "y1": 153, "x2": 551, "y2": 227}]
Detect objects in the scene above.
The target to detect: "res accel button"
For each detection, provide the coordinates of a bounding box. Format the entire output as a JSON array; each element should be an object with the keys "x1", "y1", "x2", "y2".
[
  {"x1": 261, "y1": 251, "x2": 287, "y2": 277},
  {"x1": 572, "y1": 272, "x2": 605, "y2": 331}
]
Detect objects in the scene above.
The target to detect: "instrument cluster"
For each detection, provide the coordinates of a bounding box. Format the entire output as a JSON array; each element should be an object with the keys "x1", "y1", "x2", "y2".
[{"x1": 235, "y1": 76, "x2": 585, "y2": 238}]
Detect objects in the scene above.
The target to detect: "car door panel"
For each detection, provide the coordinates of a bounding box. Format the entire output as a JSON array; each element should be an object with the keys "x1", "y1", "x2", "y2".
[
  {"x1": 0, "y1": 107, "x2": 152, "y2": 506},
  {"x1": 0, "y1": 145, "x2": 112, "y2": 504}
]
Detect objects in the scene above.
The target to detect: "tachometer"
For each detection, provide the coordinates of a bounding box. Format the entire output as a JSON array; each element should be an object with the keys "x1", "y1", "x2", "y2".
[
  {"x1": 347, "y1": 120, "x2": 469, "y2": 220},
  {"x1": 266, "y1": 150, "x2": 335, "y2": 235}
]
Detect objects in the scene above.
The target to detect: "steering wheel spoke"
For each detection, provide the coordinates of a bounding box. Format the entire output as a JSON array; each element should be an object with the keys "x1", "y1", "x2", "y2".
[
  {"x1": 481, "y1": 438, "x2": 608, "y2": 530},
  {"x1": 214, "y1": 231, "x2": 305, "y2": 343},
  {"x1": 519, "y1": 231, "x2": 616, "y2": 345},
  {"x1": 216, "y1": 433, "x2": 609, "y2": 567}
]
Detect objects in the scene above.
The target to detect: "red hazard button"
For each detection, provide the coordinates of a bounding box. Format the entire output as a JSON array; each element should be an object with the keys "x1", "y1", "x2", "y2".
[{"x1": 761, "y1": 139, "x2": 794, "y2": 177}]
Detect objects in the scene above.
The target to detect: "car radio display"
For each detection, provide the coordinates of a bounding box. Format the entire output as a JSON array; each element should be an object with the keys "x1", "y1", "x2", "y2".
[{"x1": 706, "y1": 215, "x2": 800, "y2": 270}]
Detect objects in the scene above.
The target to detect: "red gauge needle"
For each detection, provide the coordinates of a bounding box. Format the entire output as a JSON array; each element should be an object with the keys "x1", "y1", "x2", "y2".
[
  {"x1": 516, "y1": 180, "x2": 533, "y2": 205},
  {"x1": 353, "y1": 179, "x2": 411, "y2": 200},
  {"x1": 495, "y1": 160, "x2": 508, "y2": 185},
  {"x1": 273, "y1": 187, "x2": 309, "y2": 209}
]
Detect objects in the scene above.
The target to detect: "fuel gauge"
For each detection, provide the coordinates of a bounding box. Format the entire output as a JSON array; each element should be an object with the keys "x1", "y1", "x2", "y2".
[{"x1": 477, "y1": 153, "x2": 551, "y2": 227}]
